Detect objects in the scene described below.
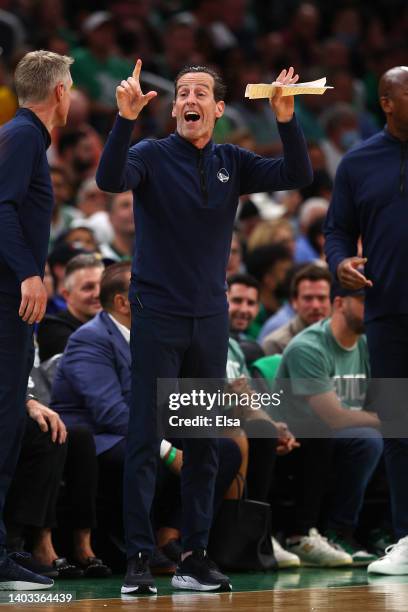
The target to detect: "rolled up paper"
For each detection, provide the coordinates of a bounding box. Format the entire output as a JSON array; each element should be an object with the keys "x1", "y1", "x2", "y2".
[{"x1": 245, "y1": 77, "x2": 333, "y2": 99}]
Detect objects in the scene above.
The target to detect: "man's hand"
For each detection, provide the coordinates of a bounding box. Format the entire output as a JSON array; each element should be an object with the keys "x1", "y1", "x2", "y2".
[
  {"x1": 337, "y1": 257, "x2": 373, "y2": 290},
  {"x1": 20, "y1": 276, "x2": 47, "y2": 324},
  {"x1": 274, "y1": 421, "x2": 300, "y2": 455},
  {"x1": 26, "y1": 399, "x2": 67, "y2": 444},
  {"x1": 269, "y1": 67, "x2": 299, "y2": 123},
  {"x1": 116, "y1": 58, "x2": 157, "y2": 120}
]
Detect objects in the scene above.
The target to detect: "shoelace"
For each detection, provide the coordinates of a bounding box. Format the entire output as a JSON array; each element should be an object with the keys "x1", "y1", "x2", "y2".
[{"x1": 382, "y1": 536, "x2": 408, "y2": 559}]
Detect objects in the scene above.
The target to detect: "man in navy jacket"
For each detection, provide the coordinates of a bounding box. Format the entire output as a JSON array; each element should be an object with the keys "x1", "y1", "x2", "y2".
[
  {"x1": 324, "y1": 66, "x2": 408, "y2": 575},
  {"x1": 96, "y1": 59, "x2": 312, "y2": 594},
  {"x1": 0, "y1": 50, "x2": 73, "y2": 590}
]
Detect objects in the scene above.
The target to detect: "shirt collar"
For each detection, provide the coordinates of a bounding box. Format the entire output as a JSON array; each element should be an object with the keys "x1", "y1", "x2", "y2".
[
  {"x1": 15, "y1": 108, "x2": 51, "y2": 148},
  {"x1": 172, "y1": 130, "x2": 214, "y2": 157},
  {"x1": 108, "y1": 313, "x2": 130, "y2": 343}
]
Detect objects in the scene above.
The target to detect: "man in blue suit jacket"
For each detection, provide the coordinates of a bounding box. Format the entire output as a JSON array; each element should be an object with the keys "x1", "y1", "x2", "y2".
[{"x1": 51, "y1": 262, "x2": 241, "y2": 561}]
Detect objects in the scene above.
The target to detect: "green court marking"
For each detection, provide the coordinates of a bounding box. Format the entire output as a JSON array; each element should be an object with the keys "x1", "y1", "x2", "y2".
[{"x1": 42, "y1": 568, "x2": 408, "y2": 601}]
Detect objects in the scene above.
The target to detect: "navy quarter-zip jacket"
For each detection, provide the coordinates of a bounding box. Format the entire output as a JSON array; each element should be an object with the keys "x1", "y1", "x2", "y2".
[
  {"x1": 324, "y1": 129, "x2": 408, "y2": 322},
  {"x1": 0, "y1": 108, "x2": 53, "y2": 296},
  {"x1": 97, "y1": 114, "x2": 312, "y2": 316}
]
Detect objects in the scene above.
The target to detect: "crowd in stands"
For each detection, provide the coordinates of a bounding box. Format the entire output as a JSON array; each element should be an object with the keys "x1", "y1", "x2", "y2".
[{"x1": 0, "y1": 0, "x2": 406, "y2": 578}]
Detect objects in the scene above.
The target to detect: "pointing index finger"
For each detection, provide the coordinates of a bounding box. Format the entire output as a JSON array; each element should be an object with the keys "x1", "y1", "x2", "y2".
[{"x1": 133, "y1": 59, "x2": 142, "y2": 81}]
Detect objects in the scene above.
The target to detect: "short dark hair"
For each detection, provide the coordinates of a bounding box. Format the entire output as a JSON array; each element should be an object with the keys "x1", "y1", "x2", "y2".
[
  {"x1": 174, "y1": 65, "x2": 227, "y2": 102},
  {"x1": 290, "y1": 264, "x2": 332, "y2": 299},
  {"x1": 227, "y1": 273, "x2": 260, "y2": 295},
  {"x1": 245, "y1": 244, "x2": 292, "y2": 282},
  {"x1": 99, "y1": 262, "x2": 131, "y2": 310}
]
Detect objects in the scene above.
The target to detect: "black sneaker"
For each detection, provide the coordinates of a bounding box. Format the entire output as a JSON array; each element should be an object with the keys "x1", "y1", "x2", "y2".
[
  {"x1": 171, "y1": 549, "x2": 232, "y2": 592},
  {"x1": 149, "y1": 547, "x2": 176, "y2": 575},
  {"x1": 161, "y1": 539, "x2": 182, "y2": 564},
  {"x1": 121, "y1": 552, "x2": 157, "y2": 595},
  {"x1": 8, "y1": 552, "x2": 58, "y2": 579},
  {"x1": 0, "y1": 556, "x2": 54, "y2": 590}
]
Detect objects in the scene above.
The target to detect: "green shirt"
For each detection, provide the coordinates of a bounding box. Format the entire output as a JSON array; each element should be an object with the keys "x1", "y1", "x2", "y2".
[
  {"x1": 70, "y1": 47, "x2": 133, "y2": 106},
  {"x1": 273, "y1": 318, "x2": 370, "y2": 427},
  {"x1": 226, "y1": 337, "x2": 249, "y2": 379}
]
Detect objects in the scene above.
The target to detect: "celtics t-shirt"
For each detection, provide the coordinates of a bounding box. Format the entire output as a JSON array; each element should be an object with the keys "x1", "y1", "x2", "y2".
[{"x1": 272, "y1": 318, "x2": 370, "y2": 430}]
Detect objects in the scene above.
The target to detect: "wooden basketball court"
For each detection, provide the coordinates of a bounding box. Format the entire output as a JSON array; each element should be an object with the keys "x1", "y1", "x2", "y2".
[{"x1": 1, "y1": 570, "x2": 408, "y2": 611}]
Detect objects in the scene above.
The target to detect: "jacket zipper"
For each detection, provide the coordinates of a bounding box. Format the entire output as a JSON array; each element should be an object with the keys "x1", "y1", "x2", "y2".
[
  {"x1": 400, "y1": 142, "x2": 407, "y2": 195},
  {"x1": 197, "y1": 150, "x2": 208, "y2": 206}
]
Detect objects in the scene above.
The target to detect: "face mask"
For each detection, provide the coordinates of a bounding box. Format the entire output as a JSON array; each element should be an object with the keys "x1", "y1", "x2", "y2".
[{"x1": 340, "y1": 129, "x2": 360, "y2": 151}]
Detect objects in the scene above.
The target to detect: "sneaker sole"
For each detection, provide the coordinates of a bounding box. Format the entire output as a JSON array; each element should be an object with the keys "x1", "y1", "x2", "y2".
[
  {"x1": 0, "y1": 580, "x2": 54, "y2": 590},
  {"x1": 121, "y1": 584, "x2": 157, "y2": 595},
  {"x1": 277, "y1": 559, "x2": 301, "y2": 569},
  {"x1": 368, "y1": 565, "x2": 408, "y2": 576},
  {"x1": 171, "y1": 575, "x2": 232, "y2": 592}
]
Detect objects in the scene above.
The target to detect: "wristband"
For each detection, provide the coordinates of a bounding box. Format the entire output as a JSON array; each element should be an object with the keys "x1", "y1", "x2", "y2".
[
  {"x1": 164, "y1": 446, "x2": 177, "y2": 467},
  {"x1": 160, "y1": 439, "x2": 172, "y2": 459}
]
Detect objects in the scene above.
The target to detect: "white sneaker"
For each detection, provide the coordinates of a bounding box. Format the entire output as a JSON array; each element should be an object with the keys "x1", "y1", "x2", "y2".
[
  {"x1": 272, "y1": 537, "x2": 300, "y2": 569},
  {"x1": 368, "y1": 537, "x2": 408, "y2": 575},
  {"x1": 286, "y1": 528, "x2": 353, "y2": 568}
]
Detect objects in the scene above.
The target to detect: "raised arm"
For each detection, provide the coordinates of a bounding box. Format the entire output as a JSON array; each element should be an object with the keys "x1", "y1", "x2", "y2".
[
  {"x1": 96, "y1": 59, "x2": 157, "y2": 193},
  {"x1": 239, "y1": 67, "x2": 313, "y2": 194}
]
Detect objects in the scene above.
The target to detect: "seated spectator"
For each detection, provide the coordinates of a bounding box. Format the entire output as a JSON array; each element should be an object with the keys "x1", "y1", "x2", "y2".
[
  {"x1": 57, "y1": 130, "x2": 98, "y2": 191},
  {"x1": 295, "y1": 198, "x2": 329, "y2": 264},
  {"x1": 9, "y1": 356, "x2": 111, "y2": 578},
  {"x1": 38, "y1": 254, "x2": 104, "y2": 362},
  {"x1": 75, "y1": 178, "x2": 113, "y2": 245},
  {"x1": 273, "y1": 285, "x2": 383, "y2": 567},
  {"x1": 70, "y1": 11, "x2": 134, "y2": 133},
  {"x1": 51, "y1": 263, "x2": 242, "y2": 564},
  {"x1": 320, "y1": 103, "x2": 361, "y2": 180},
  {"x1": 47, "y1": 242, "x2": 88, "y2": 300},
  {"x1": 49, "y1": 166, "x2": 80, "y2": 249},
  {"x1": 263, "y1": 264, "x2": 332, "y2": 355},
  {"x1": 60, "y1": 225, "x2": 100, "y2": 253},
  {"x1": 5, "y1": 394, "x2": 69, "y2": 578},
  {"x1": 226, "y1": 232, "x2": 243, "y2": 278},
  {"x1": 245, "y1": 244, "x2": 293, "y2": 339},
  {"x1": 225, "y1": 332, "x2": 300, "y2": 569},
  {"x1": 247, "y1": 219, "x2": 295, "y2": 258},
  {"x1": 227, "y1": 273, "x2": 264, "y2": 366},
  {"x1": 99, "y1": 192, "x2": 134, "y2": 262}
]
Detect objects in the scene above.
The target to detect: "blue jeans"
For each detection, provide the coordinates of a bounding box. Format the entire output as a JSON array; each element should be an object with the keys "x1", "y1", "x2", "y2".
[
  {"x1": 327, "y1": 427, "x2": 383, "y2": 530},
  {"x1": 0, "y1": 294, "x2": 34, "y2": 562}
]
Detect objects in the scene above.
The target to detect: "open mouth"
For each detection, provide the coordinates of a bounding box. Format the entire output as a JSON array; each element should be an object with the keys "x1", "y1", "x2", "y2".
[{"x1": 184, "y1": 111, "x2": 201, "y2": 122}]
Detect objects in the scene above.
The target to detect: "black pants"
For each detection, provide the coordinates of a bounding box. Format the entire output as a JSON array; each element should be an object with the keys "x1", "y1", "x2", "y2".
[
  {"x1": 125, "y1": 305, "x2": 229, "y2": 557},
  {"x1": 244, "y1": 419, "x2": 278, "y2": 503},
  {"x1": 61, "y1": 427, "x2": 98, "y2": 529},
  {"x1": 99, "y1": 437, "x2": 241, "y2": 535},
  {"x1": 289, "y1": 438, "x2": 334, "y2": 535},
  {"x1": 366, "y1": 315, "x2": 408, "y2": 538},
  {"x1": 4, "y1": 417, "x2": 67, "y2": 539},
  {"x1": 0, "y1": 294, "x2": 34, "y2": 562}
]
